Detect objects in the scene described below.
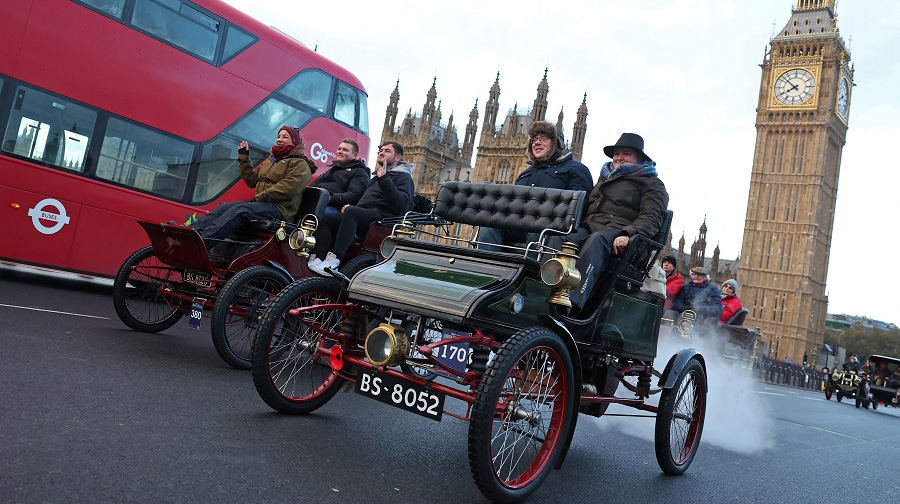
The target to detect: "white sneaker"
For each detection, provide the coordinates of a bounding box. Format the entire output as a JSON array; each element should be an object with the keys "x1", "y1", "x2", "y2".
[
  {"x1": 309, "y1": 253, "x2": 339, "y2": 275},
  {"x1": 318, "y1": 256, "x2": 341, "y2": 274}
]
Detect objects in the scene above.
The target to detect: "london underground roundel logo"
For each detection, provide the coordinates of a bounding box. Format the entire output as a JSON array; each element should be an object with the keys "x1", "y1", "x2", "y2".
[{"x1": 27, "y1": 198, "x2": 71, "y2": 235}]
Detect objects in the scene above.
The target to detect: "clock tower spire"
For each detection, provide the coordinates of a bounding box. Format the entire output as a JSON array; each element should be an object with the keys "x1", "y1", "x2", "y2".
[{"x1": 737, "y1": 0, "x2": 853, "y2": 364}]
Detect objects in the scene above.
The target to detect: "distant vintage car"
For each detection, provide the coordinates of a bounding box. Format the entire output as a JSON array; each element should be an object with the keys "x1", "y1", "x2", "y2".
[
  {"x1": 824, "y1": 366, "x2": 864, "y2": 403},
  {"x1": 859, "y1": 355, "x2": 900, "y2": 410}
]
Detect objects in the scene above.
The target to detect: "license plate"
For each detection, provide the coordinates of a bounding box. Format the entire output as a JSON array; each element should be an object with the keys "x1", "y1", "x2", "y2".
[
  {"x1": 188, "y1": 298, "x2": 205, "y2": 330},
  {"x1": 433, "y1": 329, "x2": 472, "y2": 373},
  {"x1": 355, "y1": 370, "x2": 445, "y2": 421},
  {"x1": 184, "y1": 270, "x2": 212, "y2": 287}
]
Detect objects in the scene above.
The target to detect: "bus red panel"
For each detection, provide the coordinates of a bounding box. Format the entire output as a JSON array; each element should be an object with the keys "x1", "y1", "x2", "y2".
[{"x1": 0, "y1": 184, "x2": 81, "y2": 269}]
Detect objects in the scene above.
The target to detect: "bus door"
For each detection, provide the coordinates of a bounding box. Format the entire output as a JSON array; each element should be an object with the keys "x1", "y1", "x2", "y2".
[{"x1": 1, "y1": 176, "x2": 81, "y2": 269}]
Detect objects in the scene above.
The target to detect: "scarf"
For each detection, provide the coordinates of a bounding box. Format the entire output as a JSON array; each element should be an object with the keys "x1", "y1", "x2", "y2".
[
  {"x1": 270, "y1": 144, "x2": 295, "y2": 158},
  {"x1": 598, "y1": 160, "x2": 657, "y2": 182}
]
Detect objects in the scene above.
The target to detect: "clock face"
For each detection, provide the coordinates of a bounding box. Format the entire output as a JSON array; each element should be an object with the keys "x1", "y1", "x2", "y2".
[
  {"x1": 837, "y1": 78, "x2": 849, "y2": 116},
  {"x1": 774, "y1": 68, "x2": 816, "y2": 105}
]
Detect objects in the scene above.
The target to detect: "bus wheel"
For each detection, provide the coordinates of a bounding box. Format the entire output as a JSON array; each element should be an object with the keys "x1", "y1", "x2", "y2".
[
  {"x1": 211, "y1": 266, "x2": 292, "y2": 370},
  {"x1": 113, "y1": 246, "x2": 185, "y2": 332}
]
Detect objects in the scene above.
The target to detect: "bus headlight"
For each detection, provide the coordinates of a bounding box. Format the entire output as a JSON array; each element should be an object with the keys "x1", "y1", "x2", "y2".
[
  {"x1": 289, "y1": 214, "x2": 318, "y2": 258},
  {"x1": 540, "y1": 241, "x2": 581, "y2": 308},
  {"x1": 364, "y1": 323, "x2": 409, "y2": 367}
]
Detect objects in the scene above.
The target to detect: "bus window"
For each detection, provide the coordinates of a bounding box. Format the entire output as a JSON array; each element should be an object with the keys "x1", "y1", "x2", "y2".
[
  {"x1": 221, "y1": 24, "x2": 256, "y2": 63},
  {"x1": 2, "y1": 86, "x2": 97, "y2": 172},
  {"x1": 96, "y1": 117, "x2": 193, "y2": 200},
  {"x1": 226, "y1": 97, "x2": 312, "y2": 148},
  {"x1": 333, "y1": 81, "x2": 357, "y2": 128},
  {"x1": 193, "y1": 135, "x2": 265, "y2": 204},
  {"x1": 279, "y1": 70, "x2": 332, "y2": 114},
  {"x1": 131, "y1": 0, "x2": 220, "y2": 61},
  {"x1": 357, "y1": 91, "x2": 369, "y2": 135},
  {"x1": 76, "y1": 0, "x2": 127, "y2": 19}
]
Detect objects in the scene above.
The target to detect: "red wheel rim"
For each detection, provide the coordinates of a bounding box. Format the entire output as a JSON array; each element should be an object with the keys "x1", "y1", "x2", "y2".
[
  {"x1": 266, "y1": 291, "x2": 341, "y2": 402},
  {"x1": 490, "y1": 345, "x2": 569, "y2": 489},
  {"x1": 669, "y1": 368, "x2": 704, "y2": 465}
]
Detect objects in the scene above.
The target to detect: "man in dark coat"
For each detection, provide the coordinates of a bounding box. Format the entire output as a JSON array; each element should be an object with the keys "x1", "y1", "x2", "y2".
[
  {"x1": 309, "y1": 138, "x2": 370, "y2": 214},
  {"x1": 672, "y1": 267, "x2": 723, "y2": 323},
  {"x1": 560, "y1": 133, "x2": 669, "y2": 311},
  {"x1": 309, "y1": 141, "x2": 414, "y2": 274},
  {"x1": 477, "y1": 121, "x2": 593, "y2": 251}
]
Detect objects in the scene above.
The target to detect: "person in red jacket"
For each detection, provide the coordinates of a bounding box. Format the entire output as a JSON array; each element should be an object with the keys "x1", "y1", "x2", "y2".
[
  {"x1": 662, "y1": 255, "x2": 683, "y2": 311},
  {"x1": 720, "y1": 279, "x2": 743, "y2": 324}
]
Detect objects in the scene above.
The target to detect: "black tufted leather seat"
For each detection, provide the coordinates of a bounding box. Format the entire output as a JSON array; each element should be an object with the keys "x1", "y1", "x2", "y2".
[
  {"x1": 247, "y1": 186, "x2": 329, "y2": 232},
  {"x1": 433, "y1": 182, "x2": 586, "y2": 235}
]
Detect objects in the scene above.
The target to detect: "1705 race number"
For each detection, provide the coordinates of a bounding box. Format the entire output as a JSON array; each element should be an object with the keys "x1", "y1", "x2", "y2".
[{"x1": 355, "y1": 371, "x2": 445, "y2": 421}]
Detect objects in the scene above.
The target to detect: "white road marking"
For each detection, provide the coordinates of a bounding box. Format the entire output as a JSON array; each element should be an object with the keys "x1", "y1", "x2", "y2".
[
  {"x1": 755, "y1": 391, "x2": 786, "y2": 396},
  {"x1": 0, "y1": 303, "x2": 109, "y2": 320}
]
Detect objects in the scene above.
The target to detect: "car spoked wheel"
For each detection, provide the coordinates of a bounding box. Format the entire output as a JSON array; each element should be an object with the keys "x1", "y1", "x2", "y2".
[
  {"x1": 113, "y1": 246, "x2": 185, "y2": 332},
  {"x1": 468, "y1": 327, "x2": 575, "y2": 503},
  {"x1": 251, "y1": 277, "x2": 345, "y2": 414},
  {"x1": 655, "y1": 356, "x2": 706, "y2": 475},
  {"x1": 211, "y1": 266, "x2": 291, "y2": 370},
  {"x1": 824, "y1": 384, "x2": 833, "y2": 400}
]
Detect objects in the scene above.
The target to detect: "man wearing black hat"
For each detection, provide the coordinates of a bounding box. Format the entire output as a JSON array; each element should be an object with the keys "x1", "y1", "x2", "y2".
[
  {"x1": 662, "y1": 255, "x2": 683, "y2": 310},
  {"x1": 476, "y1": 120, "x2": 593, "y2": 251},
  {"x1": 561, "y1": 132, "x2": 669, "y2": 312}
]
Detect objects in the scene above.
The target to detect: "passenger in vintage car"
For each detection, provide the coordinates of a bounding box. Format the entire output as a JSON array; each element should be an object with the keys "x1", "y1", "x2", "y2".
[
  {"x1": 309, "y1": 141, "x2": 414, "y2": 274},
  {"x1": 191, "y1": 125, "x2": 313, "y2": 244},
  {"x1": 476, "y1": 120, "x2": 593, "y2": 251},
  {"x1": 553, "y1": 132, "x2": 669, "y2": 311}
]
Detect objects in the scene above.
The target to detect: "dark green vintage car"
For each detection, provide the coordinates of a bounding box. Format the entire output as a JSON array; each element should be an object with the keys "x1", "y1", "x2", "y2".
[{"x1": 249, "y1": 181, "x2": 707, "y2": 503}]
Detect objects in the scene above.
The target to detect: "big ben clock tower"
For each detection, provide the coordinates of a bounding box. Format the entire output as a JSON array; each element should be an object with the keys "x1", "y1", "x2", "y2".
[{"x1": 737, "y1": 0, "x2": 853, "y2": 363}]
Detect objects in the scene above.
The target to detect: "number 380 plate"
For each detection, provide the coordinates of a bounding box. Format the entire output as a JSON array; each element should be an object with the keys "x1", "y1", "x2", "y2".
[{"x1": 355, "y1": 371, "x2": 445, "y2": 421}]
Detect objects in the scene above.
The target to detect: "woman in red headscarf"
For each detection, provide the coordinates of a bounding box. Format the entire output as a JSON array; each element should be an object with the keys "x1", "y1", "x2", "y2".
[{"x1": 192, "y1": 125, "x2": 313, "y2": 244}]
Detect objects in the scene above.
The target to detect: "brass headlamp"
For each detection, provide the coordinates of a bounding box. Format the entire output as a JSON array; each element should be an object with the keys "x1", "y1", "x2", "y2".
[
  {"x1": 676, "y1": 310, "x2": 696, "y2": 338},
  {"x1": 288, "y1": 214, "x2": 318, "y2": 258},
  {"x1": 540, "y1": 241, "x2": 582, "y2": 308},
  {"x1": 364, "y1": 323, "x2": 409, "y2": 367}
]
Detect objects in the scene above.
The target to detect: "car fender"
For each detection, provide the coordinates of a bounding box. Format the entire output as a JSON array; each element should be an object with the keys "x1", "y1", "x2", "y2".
[
  {"x1": 538, "y1": 314, "x2": 582, "y2": 471},
  {"x1": 262, "y1": 260, "x2": 294, "y2": 283},
  {"x1": 659, "y1": 348, "x2": 708, "y2": 392}
]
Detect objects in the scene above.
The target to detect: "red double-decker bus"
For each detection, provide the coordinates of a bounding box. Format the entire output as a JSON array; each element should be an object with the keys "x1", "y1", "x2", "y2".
[{"x1": 0, "y1": 0, "x2": 370, "y2": 277}]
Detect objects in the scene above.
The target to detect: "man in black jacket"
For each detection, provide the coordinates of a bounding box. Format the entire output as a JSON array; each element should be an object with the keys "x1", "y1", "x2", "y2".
[
  {"x1": 477, "y1": 121, "x2": 593, "y2": 251},
  {"x1": 308, "y1": 141, "x2": 414, "y2": 274},
  {"x1": 309, "y1": 139, "x2": 370, "y2": 214}
]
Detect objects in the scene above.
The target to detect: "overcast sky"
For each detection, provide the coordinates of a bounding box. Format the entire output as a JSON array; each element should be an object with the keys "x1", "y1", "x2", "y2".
[{"x1": 222, "y1": 0, "x2": 900, "y2": 324}]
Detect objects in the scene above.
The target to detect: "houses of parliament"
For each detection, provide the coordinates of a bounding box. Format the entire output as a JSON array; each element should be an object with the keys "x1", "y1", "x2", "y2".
[{"x1": 377, "y1": 0, "x2": 852, "y2": 366}]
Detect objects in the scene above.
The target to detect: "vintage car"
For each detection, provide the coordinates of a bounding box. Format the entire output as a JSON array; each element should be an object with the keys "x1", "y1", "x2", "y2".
[
  {"x1": 249, "y1": 182, "x2": 707, "y2": 503},
  {"x1": 824, "y1": 364, "x2": 864, "y2": 403},
  {"x1": 858, "y1": 355, "x2": 900, "y2": 410},
  {"x1": 112, "y1": 186, "x2": 423, "y2": 369}
]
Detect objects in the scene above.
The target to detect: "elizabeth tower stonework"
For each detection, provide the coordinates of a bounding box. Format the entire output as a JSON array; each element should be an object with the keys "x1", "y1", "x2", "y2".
[{"x1": 738, "y1": 0, "x2": 853, "y2": 362}]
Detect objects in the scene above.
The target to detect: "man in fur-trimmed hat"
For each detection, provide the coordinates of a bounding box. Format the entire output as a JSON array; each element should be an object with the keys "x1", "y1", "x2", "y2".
[{"x1": 476, "y1": 121, "x2": 593, "y2": 251}]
